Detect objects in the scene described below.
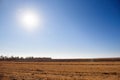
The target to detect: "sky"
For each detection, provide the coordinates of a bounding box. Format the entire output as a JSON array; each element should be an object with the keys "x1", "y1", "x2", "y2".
[{"x1": 0, "y1": 0, "x2": 120, "y2": 58}]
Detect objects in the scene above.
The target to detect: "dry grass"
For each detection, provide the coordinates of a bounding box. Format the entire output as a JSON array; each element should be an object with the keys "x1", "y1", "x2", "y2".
[{"x1": 0, "y1": 61, "x2": 120, "y2": 80}]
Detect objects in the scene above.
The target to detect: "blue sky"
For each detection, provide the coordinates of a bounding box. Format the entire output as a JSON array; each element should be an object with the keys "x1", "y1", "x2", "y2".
[{"x1": 0, "y1": 0, "x2": 120, "y2": 58}]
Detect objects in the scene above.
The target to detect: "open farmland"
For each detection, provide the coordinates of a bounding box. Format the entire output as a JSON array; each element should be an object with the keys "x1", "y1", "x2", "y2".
[{"x1": 0, "y1": 61, "x2": 120, "y2": 80}]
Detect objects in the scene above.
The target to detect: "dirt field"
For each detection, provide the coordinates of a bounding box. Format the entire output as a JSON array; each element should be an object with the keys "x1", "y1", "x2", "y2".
[{"x1": 0, "y1": 61, "x2": 120, "y2": 80}]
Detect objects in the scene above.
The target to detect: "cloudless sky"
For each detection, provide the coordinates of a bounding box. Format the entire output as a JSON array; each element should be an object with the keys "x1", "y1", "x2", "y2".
[{"x1": 0, "y1": 0, "x2": 120, "y2": 58}]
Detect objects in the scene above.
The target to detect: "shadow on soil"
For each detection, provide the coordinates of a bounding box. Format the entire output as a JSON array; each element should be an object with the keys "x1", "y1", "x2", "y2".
[{"x1": 0, "y1": 74, "x2": 4, "y2": 80}]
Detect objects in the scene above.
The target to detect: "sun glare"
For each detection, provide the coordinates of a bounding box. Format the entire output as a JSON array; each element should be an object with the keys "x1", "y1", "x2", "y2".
[{"x1": 18, "y1": 9, "x2": 41, "y2": 32}]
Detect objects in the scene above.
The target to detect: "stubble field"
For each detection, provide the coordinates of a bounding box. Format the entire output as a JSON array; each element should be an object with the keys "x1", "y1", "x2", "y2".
[{"x1": 0, "y1": 61, "x2": 120, "y2": 80}]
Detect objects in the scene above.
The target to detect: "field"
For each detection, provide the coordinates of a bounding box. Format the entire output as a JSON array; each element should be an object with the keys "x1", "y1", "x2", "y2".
[{"x1": 0, "y1": 61, "x2": 120, "y2": 80}]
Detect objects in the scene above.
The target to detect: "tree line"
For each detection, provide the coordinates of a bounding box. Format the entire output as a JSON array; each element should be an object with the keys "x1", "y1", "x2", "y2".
[
  {"x1": 0, "y1": 55, "x2": 52, "y2": 61},
  {"x1": 0, "y1": 55, "x2": 120, "y2": 62}
]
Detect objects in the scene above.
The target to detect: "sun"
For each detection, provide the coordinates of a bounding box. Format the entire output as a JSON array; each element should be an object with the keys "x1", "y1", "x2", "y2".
[{"x1": 18, "y1": 9, "x2": 41, "y2": 32}]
